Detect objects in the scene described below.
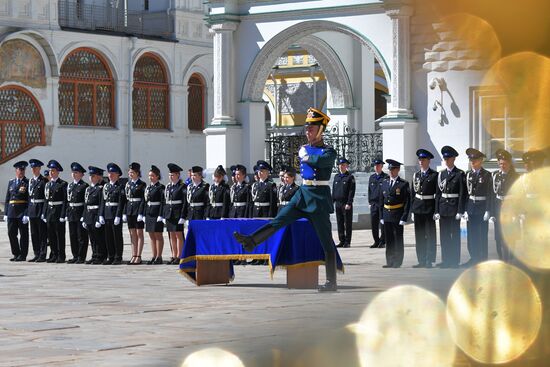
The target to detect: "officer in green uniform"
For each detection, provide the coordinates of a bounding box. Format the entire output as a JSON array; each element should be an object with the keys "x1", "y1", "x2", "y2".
[{"x1": 234, "y1": 107, "x2": 339, "y2": 292}]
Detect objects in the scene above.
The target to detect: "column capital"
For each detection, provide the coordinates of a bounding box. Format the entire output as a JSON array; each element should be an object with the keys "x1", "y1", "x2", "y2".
[
  {"x1": 384, "y1": 1, "x2": 414, "y2": 18},
  {"x1": 209, "y1": 21, "x2": 239, "y2": 34}
]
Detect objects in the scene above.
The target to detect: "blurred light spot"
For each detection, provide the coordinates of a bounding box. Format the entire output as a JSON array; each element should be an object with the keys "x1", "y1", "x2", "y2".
[
  {"x1": 447, "y1": 260, "x2": 542, "y2": 364},
  {"x1": 500, "y1": 167, "x2": 550, "y2": 270},
  {"x1": 348, "y1": 285, "x2": 455, "y2": 367},
  {"x1": 181, "y1": 348, "x2": 245, "y2": 367}
]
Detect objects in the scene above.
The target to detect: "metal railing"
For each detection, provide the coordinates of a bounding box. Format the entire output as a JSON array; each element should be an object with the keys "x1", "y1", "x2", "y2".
[
  {"x1": 266, "y1": 126, "x2": 383, "y2": 173},
  {"x1": 58, "y1": 0, "x2": 174, "y2": 40}
]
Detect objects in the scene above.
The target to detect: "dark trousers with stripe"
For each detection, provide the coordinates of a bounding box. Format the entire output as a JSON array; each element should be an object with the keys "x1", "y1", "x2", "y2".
[
  {"x1": 8, "y1": 218, "x2": 29, "y2": 258},
  {"x1": 69, "y1": 221, "x2": 89, "y2": 260},
  {"x1": 439, "y1": 216, "x2": 461, "y2": 266},
  {"x1": 370, "y1": 204, "x2": 384, "y2": 246},
  {"x1": 467, "y1": 214, "x2": 488, "y2": 264},
  {"x1": 104, "y1": 220, "x2": 123, "y2": 261},
  {"x1": 384, "y1": 221, "x2": 404, "y2": 267},
  {"x1": 335, "y1": 201, "x2": 353, "y2": 245},
  {"x1": 47, "y1": 221, "x2": 66, "y2": 260},
  {"x1": 30, "y1": 217, "x2": 48, "y2": 258},
  {"x1": 414, "y1": 213, "x2": 437, "y2": 265},
  {"x1": 89, "y1": 225, "x2": 106, "y2": 261}
]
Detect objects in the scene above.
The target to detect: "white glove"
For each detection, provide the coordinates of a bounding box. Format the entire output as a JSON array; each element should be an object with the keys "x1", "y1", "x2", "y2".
[
  {"x1": 178, "y1": 218, "x2": 185, "y2": 225},
  {"x1": 185, "y1": 220, "x2": 189, "y2": 226},
  {"x1": 380, "y1": 219, "x2": 384, "y2": 225},
  {"x1": 64, "y1": 216, "x2": 68, "y2": 222},
  {"x1": 99, "y1": 216, "x2": 105, "y2": 225},
  {"x1": 455, "y1": 213, "x2": 462, "y2": 221},
  {"x1": 60, "y1": 217, "x2": 66, "y2": 223},
  {"x1": 483, "y1": 211, "x2": 490, "y2": 222},
  {"x1": 411, "y1": 213, "x2": 415, "y2": 222},
  {"x1": 433, "y1": 213, "x2": 440, "y2": 221},
  {"x1": 156, "y1": 216, "x2": 163, "y2": 223},
  {"x1": 3, "y1": 215, "x2": 7, "y2": 222},
  {"x1": 95, "y1": 221, "x2": 101, "y2": 228},
  {"x1": 22, "y1": 216, "x2": 29, "y2": 224},
  {"x1": 137, "y1": 214, "x2": 145, "y2": 222},
  {"x1": 399, "y1": 220, "x2": 406, "y2": 226},
  {"x1": 462, "y1": 212, "x2": 469, "y2": 221},
  {"x1": 82, "y1": 222, "x2": 87, "y2": 229},
  {"x1": 489, "y1": 216, "x2": 496, "y2": 223},
  {"x1": 41, "y1": 215, "x2": 47, "y2": 223},
  {"x1": 80, "y1": 217, "x2": 84, "y2": 222},
  {"x1": 122, "y1": 214, "x2": 127, "y2": 222},
  {"x1": 162, "y1": 218, "x2": 166, "y2": 225},
  {"x1": 114, "y1": 216, "x2": 121, "y2": 226},
  {"x1": 298, "y1": 146, "x2": 307, "y2": 159}
]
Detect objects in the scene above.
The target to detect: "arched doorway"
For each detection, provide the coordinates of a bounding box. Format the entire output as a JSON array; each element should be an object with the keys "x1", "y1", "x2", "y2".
[
  {"x1": 0, "y1": 86, "x2": 45, "y2": 163},
  {"x1": 187, "y1": 73, "x2": 206, "y2": 132}
]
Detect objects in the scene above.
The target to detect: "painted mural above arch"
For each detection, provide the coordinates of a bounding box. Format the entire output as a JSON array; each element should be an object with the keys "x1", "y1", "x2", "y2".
[{"x1": 0, "y1": 39, "x2": 46, "y2": 89}]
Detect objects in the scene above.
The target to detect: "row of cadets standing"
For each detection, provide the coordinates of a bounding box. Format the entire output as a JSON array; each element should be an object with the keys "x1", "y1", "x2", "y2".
[
  {"x1": 5, "y1": 161, "x2": 30, "y2": 261},
  {"x1": 368, "y1": 158, "x2": 388, "y2": 248},
  {"x1": 28, "y1": 160, "x2": 48, "y2": 261},
  {"x1": 124, "y1": 162, "x2": 147, "y2": 264},
  {"x1": 99, "y1": 163, "x2": 126, "y2": 265},
  {"x1": 186, "y1": 165, "x2": 210, "y2": 221},
  {"x1": 164, "y1": 163, "x2": 187, "y2": 265},
  {"x1": 142, "y1": 165, "x2": 165, "y2": 264},
  {"x1": 332, "y1": 158, "x2": 356, "y2": 248},
  {"x1": 82, "y1": 166, "x2": 106, "y2": 264},
  {"x1": 228, "y1": 164, "x2": 251, "y2": 218},
  {"x1": 43, "y1": 160, "x2": 68, "y2": 263},
  {"x1": 207, "y1": 165, "x2": 230, "y2": 219},
  {"x1": 277, "y1": 166, "x2": 299, "y2": 213},
  {"x1": 66, "y1": 162, "x2": 89, "y2": 263}
]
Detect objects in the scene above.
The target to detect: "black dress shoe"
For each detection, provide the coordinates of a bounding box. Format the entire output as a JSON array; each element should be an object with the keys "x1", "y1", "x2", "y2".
[
  {"x1": 336, "y1": 243, "x2": 345, "y2": 248},
  {"x1": 76, "y1": 259, "x2": 85, "y2": 264},
  {"x1": 85, "y1": 259, "x2": 94, "y2": 264},
  {"x1": 46, "y1": 257, "x2": 57, "y2": 263},
  {"x1": 10, "y1": 256, "x2": 18, "y2": 261},
  {"x1": 36, "y1": 257, "x2": 47, "y2": 263},
  {"x1": 382, "y1": 264, "x2": 393, "y2": 268},
  {"x1": 66, "y1": 258, "x2": 77, "y2": 264},
  {"x1": 173, "y1": 258, "x2": 180, "y2": 265},
  {"x1": 147, "y1": 257, "x2": 155, "y2": 265},
  {"x1": 166, "y1": 257, "x2": 174, "y2": 265},
  {"x1": 102, "y1": 258, "x2": 114, "y2": 265},
  {"x1": 343, "y1": 243, "x2": 350, "y2": 248},
  {"x1": 425, "y1": 262, "x2": 433, "y2": 269},
  {"x1": 154, "y1": 257, "x2": 163, "y2": 265},
  {"x1": 369, "y1": 243, "x2": 379, "y2": 248},
  {"x1": 378, "y1": 243, "x2": 386, "y2": 248},
  {"x1": 15, "y1": 256, "x2": 26, "y2": 262},
  {"x1": 28, "y1": 256, "x2": 39, "y2": 262},
  {"x1": 56, "y1": 258, "x2": 65, "y2": 263},
  {"x1": 112, "y1": 259, "x2": 122, "y2": 265},
  {"x1": 392, "y1": 265, "x2": 401, "y2": 268},
  {"x1": 318, "y1": 280, "x2": 337, "y2": 292},
  {"x1": 412, "y1": 263, "x2": 425, "y2": 268},
  {"x1": 93, "y1": 259, "x2": 104, "y2": 265}
]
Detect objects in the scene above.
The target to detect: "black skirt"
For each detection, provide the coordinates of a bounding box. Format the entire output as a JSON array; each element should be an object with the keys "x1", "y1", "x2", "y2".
[
  {"x1": 165, "y1": 217, "x2": 183, "y2": 232},
  {"x1": 145, "y1": 215, "x2": 164, "y2": 232},
  {"x1": 127, "y1": 215, "x2": 145, "y2": 229}
]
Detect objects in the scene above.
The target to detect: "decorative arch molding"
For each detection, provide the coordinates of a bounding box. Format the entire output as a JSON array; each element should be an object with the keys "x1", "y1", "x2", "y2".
[
  {"x1": 0, "y1": 30, "x2": 59, "y2": 79},
  {"x1": 241, "y1": 20, "x2": 391, "y2": 105},
  {"x1": 58, "y1": 41, "x2": 120, "y2": 81},
  {"x1": 132, "y1": 47, "x2": 174, "y2": 85},
  {"x1": 182, "y1": 53, "x2": 213, "y2": 88},
  {"x1": 297, "y1": 35, "x2": 353, "y2": 108}
]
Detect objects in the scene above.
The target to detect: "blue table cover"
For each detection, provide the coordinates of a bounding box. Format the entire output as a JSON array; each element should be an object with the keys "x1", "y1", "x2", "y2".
[{"x1": 179, "y1": 218, "x2": 343, "y2": 284}]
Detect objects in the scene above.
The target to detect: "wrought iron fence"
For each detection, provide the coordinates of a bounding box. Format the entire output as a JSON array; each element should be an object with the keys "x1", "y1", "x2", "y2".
[
  {"x1": 265, "y1": 126, "x2": 383, "y2": 173},
  {"x1": 58, "y1": 0, "x2": 174, "y2": 40}
]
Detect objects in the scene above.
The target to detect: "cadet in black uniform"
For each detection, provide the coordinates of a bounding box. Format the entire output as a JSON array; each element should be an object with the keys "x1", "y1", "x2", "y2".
[
  {"x1": 462, "y1": 148, "x2": 493, "y2": 267},
  {"x1": 251, "y1": 160, "x2": 277, "y2": 218},
  {"x1": 368, "y1": 158, "x2": 388, "y2": 248},
  {"x1": 82, "y1": 166, "x2": 105, "y2": 264},
  {"x1": 186, "y1": 166, "x2": 210, "y2": 221},
  {"x1": 379, "y1": 159, "x2": 411, "y2": 268},
  {"x1": 207, "y1": 165, "x2": 230, "y2": 220},
  {"x1": 42, "y1": 160, "x2": 68, "y2": 263},
  {"x1": 491, "y1": 149, "x2": 519, "y2": 262},
  {"x1": 66, "y1": 162, "x2": 89, "y2": 263},
  {"x1": 228, "y1": 165, "x2": 250, "y2": 219},
  {"x1": 410, "y1": 149, "x2": 438, "y2": 268},
  {"x1": 332, "y1": 158, "x2": 356, "y2": 248},
  {"x1": 5, "y1": 161, "x2": 29, "y2": 262},
  {"x1": 99, "y1": 163, "x2": 126, "y2": 265},
  {"x1": 27, "y1": 159, "x2": 48, "y2": 262},
  {"x1": 142, "y1": 165, "x2": 165, "y2": 265},
  {"x1": 124, "y1": 162, "x2": 147, "y2": 265},
  {"x1": 434, "y1": 146, "x2": 466, "y2": 268},
  {"x1": 164, "y1": 163, "x2": 186, "y2": 265},
  {"x1": 277, "y1": 166, "x2": 299, "y2": 213}
]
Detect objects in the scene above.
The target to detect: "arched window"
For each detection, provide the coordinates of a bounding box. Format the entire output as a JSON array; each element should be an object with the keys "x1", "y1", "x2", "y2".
[
  {"x1": 59, "y1": 48, "x2": 115, "y2": 127},
  {"x1": 0, "y1": 86, "x2": 45, "y2": 163},
  {"x1": 187, "y1": 73, "x2": 205, "y2": 131},
  {"x1": 133, "y1": 53, "x2": 169, "y2": 130}
]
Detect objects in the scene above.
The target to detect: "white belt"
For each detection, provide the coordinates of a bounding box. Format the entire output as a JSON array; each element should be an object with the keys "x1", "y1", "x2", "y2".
[
  {"x1": 128, "y1": 198, "x2": 142, "y2": 202},
  {"x1": 87, "y1": 205, "x2": 99, "y2": 210},
  {"x1": 189, "y1": 203, "x2": 204, "y2": 207},
  {"x1": 415, "y1": 194, "x2": 435, "y2": 200},
  {"x1": 31, "y1": 199, "x2": 45, "y2": 204},
  {"x1": 469, "y1": 195, "x2": 486, "y2": 201},
  {"x1": 254, "y1": 202, "x2": 270, "y2": 207},
  {"x1": 441, "y1": 193, "x2": 459, "y2": 198},
  {"x1": 212, "y1": 203, "x2": 224, "y2": 207},
  {"x1": 279, "y1": 201, "x2": 289, "y2": 206},
  {"x1": 147, "y1": 201, "x2": 161, "y2": 206},
  {"x1": 69, "y1": 202, "x2": 84, "y2": 207},
  {"x1": 233, "y1": 202, "x2": 247, "y2": 207},
  {"x1": 105, "y1": 202, "x2": 119, "y2": 207},
  {"x1": 302, "y1": 180, "x2": 330, "y2": 186},
  {"x1": 526, "y1": 194, "x2": 537, "y2": 199},
  {"x1": 48, "y1": 201, "x2": 63, "y2": 206},
  {"x1": 167, "y1": 200, "x2": 183, "y2": 205}
]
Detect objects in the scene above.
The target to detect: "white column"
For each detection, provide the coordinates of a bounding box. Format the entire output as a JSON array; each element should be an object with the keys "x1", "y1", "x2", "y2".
[
  {"x1": 209, "y1": 21, "x2": 239, "y2": 125},
  {"x1": 239, "y1": 101, "x2": 267, "y2": 170},
  {"x1": 384, "y1": 1, "x2": 414, "y2": 118}
]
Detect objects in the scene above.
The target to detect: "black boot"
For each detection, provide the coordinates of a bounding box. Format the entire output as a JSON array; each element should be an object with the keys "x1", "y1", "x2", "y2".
[
  {"x1": 233, "y1": 224, "x2": 278, "y2": 252},
  {"x1": 318, "y1": 251, "x2": 337, "y2": 292}
]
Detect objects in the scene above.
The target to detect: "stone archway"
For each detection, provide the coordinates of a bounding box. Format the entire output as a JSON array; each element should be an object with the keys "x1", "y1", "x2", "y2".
[{"x1": 241, "y1": 20, "x2": 390, "y2": 106}]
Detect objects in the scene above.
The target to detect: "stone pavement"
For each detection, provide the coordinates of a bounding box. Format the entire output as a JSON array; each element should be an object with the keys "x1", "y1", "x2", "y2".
[{"x1": 0, "y1": 221, "x2": 499, "y2": 367}]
